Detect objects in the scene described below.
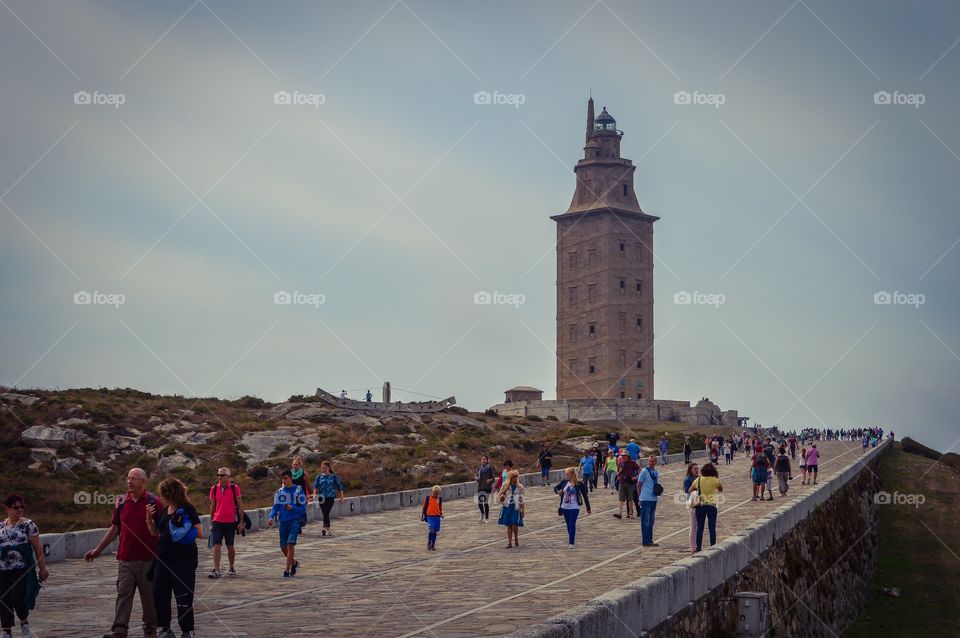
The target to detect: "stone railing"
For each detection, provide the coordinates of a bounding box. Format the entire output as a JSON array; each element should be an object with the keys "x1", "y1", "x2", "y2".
[
  {"x1": 38, "y1": 448, "x2": 715, "y2": 564},
  {"x1": 507, "y1": 438, "x2": 892, "y2": 637}
]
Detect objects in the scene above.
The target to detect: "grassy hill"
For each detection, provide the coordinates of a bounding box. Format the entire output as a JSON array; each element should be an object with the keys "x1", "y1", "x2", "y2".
[
  {"x1": 845, "y1": 439, "x2": 960, "y2": 636},
  {"x1": 0, "y1": 387, "x2": 734, "y2": 532}
]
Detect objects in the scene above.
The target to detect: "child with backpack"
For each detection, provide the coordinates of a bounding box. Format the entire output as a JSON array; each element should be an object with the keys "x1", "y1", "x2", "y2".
[{"x1": 267, "y1": 470, "x2": 307, "y2": 578}]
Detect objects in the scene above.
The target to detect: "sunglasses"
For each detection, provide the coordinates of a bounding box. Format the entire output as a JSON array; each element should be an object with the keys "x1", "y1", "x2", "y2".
[
  {"x1": 8, "y1": 505, "x2": 25, "y2": 510},
  {"x1": 217, "y1": 474, "x2": 228, "y2": 477}
]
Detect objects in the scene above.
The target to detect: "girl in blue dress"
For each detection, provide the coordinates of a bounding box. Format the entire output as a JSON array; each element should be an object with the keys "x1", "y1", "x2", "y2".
[{"x1": 496, "y1": 470, "x2": 525, "y2": 548}]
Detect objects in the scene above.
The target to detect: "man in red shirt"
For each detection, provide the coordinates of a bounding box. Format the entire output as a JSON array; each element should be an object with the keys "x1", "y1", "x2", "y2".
[{"x1": 85, "y1": 467, "x2": 160, "y2": 638}]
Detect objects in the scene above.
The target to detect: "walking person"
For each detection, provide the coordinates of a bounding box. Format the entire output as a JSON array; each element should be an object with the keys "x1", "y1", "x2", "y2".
[
  {"x1": 579, "y1": 450, "x2": 596, "y2": 493},
  {"x1": 724, "y1": 440, "x2": 733, "y2": 465},
  {"x1": 800, "y1": 447, "x2": 808, "y2": 484},
  {"x1": 689, "y1": 463, "x2": 723, "y2": 552},
  {"x1": 536, "y1": 443, "x2": 553, "y2": 486},
  {"x1": 1, "y1": 495, "x2": 47, "y2": 638},
  {"x1": 613, "y1": 451, "x2": 639, "y2": 519},
  {"x1": 683, "y1": 437, "x2": 692, "y2": 464},
  {"x1": 638, "y1": 456, "x2": 661, "y2": 547},
  {"x1": 149, "y1": 478, "x2": 201, "y2": 638},
  {"x1": 312, "y1": 461, "x2": 345, "y2": 536},
  {"x1": 805, "y1": 443, "x2": 821, "y2": 485},
  {"x1": 290, "y1": 456, "x2": 312, "y2": 529},
  {"x1": 420, "y1": 486, "x2": 443, "y2": 551},
  {"x1": 751, "y1": 450, "x2": 769, "y2": 501},
  {"x1": 604, "y1": 450, "x2": 618, "y2": 492},
  {"x1": 658, "y1": 436, "x2": 670, "y2": 465},
  {"x1": 476, "y1": 455, "x2": 496, "y2": 522},
  {"x1": 683, "y1": 464, "x2": 700, "y2": 553},
  {"x1": 775, "y1": 450, "x2": 792, "y2": 496},
  {"x1": 84, "y1": 467, "x2": 160, "y2": 638},
  {"x1": 494, "y1": 460, "x2": 514, "y2": 491},
  {"x1": 266, "y1": 470, "x2": 307, "y2": 578},
  {"x1": 554, "y1": 467, "x2": 591, "y2": 549},
  {"x1": 208, "y1": 468, "x2": 243, "y2": 579},
  {"x1": 497, "y1": 470, "x2": 525, "y2": 548},
  {"x1": 592, "y1": 447, "x2": 603, "y2": 491}
]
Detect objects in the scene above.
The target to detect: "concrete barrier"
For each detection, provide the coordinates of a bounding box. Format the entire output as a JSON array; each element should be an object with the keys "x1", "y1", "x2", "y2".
[
  {"x1": 40, "y1": 533, "x2": 66, "y2": 563},
  {"x1": 657, "y1": 563, "x2": 691, "y2": 616},
  {"x1": 65, "y1": 528, "x2": 116, "y2": 559}
]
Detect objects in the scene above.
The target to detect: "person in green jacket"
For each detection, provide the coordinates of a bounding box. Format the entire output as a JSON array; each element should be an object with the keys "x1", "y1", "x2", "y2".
[{"x1": 1, "y1": 494, "x2": 48, "y2": 638}]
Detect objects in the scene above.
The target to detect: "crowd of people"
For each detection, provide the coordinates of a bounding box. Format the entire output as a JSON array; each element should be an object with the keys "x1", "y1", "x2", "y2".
[{"x1": 0, "y1": 424, "x2": 875, "y2": 637}]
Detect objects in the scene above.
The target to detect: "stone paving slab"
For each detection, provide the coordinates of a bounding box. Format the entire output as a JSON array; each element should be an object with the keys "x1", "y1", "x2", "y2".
[{"x1": 29, "y1": 442, "x2": 864, "y2": 638}]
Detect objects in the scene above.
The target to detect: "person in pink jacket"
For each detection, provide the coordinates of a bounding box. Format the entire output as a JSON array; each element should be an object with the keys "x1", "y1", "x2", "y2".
[{"x1": 804, "y1": 444, "x2": 821, "y2": 485}]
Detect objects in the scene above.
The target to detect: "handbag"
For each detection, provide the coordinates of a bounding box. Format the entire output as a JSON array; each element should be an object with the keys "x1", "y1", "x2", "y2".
[
  {"x1": 648, "y1": 469, "x2": 664, "y2": 497},
  {"x1": 687, "y1": 478, "x2": 702, "y2": 509}
]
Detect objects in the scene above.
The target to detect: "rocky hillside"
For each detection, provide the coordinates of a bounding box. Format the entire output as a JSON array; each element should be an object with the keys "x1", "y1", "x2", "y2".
[{"x1": 1, "y1": 387, "x2": 731, "y2": 532}]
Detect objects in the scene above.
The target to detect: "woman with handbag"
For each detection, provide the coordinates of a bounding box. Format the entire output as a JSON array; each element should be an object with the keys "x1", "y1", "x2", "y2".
[
  {"x1": 683, "y1": 464, "x2": 700, "y2": 553},
  {"x1": 147, "y1": 478, "x2": 202, "y2": 638},
  {"x1": 496, "y1": 470, "x2": 525, "y2": 548},
  {"x1": 554, "y1": 467, "x2": 592, "y2": 549},
  {"x1": 688, "y1": 463, "x2": 723, "y2": 553}
]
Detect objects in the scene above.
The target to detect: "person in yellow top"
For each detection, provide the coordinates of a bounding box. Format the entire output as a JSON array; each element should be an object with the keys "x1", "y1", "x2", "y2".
[
  {"x1": 604, "y1": 451, "x2": 619, "y2": 492},
  {"x1": 688, "y1": 463, "x2": 723, "y2": 552}
]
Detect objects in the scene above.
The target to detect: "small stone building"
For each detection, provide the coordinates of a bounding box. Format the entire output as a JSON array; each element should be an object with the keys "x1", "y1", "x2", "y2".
[{"x1": 504, "y1": 386, "x2": 543, "y2": 403}]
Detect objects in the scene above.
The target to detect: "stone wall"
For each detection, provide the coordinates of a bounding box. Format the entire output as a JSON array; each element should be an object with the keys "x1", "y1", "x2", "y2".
[
  {"x1": 490, "y1": 398, "x2": 738, "y2": 428},
  {"x1": 508, "y1": 439, "x2": 890, "y2": 638}
]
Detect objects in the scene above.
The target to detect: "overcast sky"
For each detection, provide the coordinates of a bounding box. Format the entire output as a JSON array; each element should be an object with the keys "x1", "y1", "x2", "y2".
[{"x1": 1, "y1": 0, "x2": 958, "y2": 451}]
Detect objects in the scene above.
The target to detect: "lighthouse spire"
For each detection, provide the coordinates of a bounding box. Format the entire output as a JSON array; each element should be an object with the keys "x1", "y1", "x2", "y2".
[{"x1": 585, "y1": 96, "x2": 595, "y2": 144}]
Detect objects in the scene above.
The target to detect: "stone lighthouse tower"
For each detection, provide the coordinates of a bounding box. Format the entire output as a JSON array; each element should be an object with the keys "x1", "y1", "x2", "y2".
[{"x1": 551, "y1": 98, "x2": 658, "y2": 401}]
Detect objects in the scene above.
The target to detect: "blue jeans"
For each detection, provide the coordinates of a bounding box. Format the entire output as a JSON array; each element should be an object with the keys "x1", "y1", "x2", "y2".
[
  {"x1": 640, "y1": 500, "x2": 658, "y2": 545},
  {"x1": 561, "y1": 508, "x2": 579, "y2": 545},
  {"x1": 695, "y1": 505, "x2": 717, "y2": 551},
  {"x1": 582, "y1": 473, "x2": 593, "y2": 492}
]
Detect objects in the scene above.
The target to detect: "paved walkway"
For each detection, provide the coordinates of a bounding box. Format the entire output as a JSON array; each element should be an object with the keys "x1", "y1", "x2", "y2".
[{"x1": 31, "y1": 441, "x2": 863, "y2": 637}]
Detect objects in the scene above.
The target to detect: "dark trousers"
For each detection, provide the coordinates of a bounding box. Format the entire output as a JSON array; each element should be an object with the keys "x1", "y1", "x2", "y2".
[
  {"x1": 695, "y1": 505, "x2": 718, "y2": 551},
  {"x1": 0, "y1": 568, "x2": 29, "y2": 629},
  {"x1": 582, "y1": 473, "x2": 593, "y2": 492},
  {"x1": 478, "y1": 491, "x2": 491, "y2": 519},
  {"x1": 319, "y1": 497, "x2": 336, "y2": 527},
  {"x1": 152, "y1": 557, "x2": 197, "y2": 632},
  {"x1": 561, "y1": 508, "x2": 579, "y2": 545}
]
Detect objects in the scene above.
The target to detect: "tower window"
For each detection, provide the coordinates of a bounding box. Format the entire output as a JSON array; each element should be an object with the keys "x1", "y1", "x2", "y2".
[
  {"x1": 619, "y1": 278, "x2": 625, "y2": 293},
  {"x1": 623, "y1": 184, "x2": 628, "y2": 197},
  {"x1": 637, "y1": 392, "x2": 642, "y2": 399},
  {"x1": 618, "y1": 351, "x2": 626, "y2": 369},
  {"x1": 588, "y1": 322, "x2": 596, "y2": 338},
  {"x1": 637, "y1": 353, "x2": 643, "y2": 369},
  {"x1": 619, "y1": 242, "x2": 625, "y2": 252},
  {"x1": 588, "y1": 284, "x2": 597, "y2": 303},
  {"x1": 636, "y1": 316, "x2": 643, "y2": 331},
  {"x1": 569, "y1": 324, "x2": 578, "y2": 344},
  {"x1": 620, "y1": 391, "x2": 625, "y2": 399},
  {"x1": 588, "y1": 357, "x2": 596, "y2": 374},
  {"x1": 595, "y1": 150, "x2": 600, "y2": 157},
  {"x1": 636, "y1": 280, "x2": 643, "y2": 294},
  {"x1": 569, "y1": 359, "x2": 577, "y2": 374},
  {"x1": 618, "y1": 312, "x2": 626, "y2": 331},
  {"x1": 570, "y1": 287, "x2": 578, "y2": 305},
  {"x1": 569, "y1": 252, "x2": 578, "y2": 268},
  {"x1": 588, "y1": 249, "x2": 597, "y2": 266}
]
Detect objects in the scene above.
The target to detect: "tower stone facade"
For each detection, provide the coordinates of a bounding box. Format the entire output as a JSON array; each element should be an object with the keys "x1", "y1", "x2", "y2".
[{"x1": 552, "y1": 98, "x2": 658, "y2": 400}]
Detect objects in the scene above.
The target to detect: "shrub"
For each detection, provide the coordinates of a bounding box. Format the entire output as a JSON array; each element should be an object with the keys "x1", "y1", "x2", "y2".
[
  {"x1": 484, "y1": 409, "x2": 498, "y2": 417},
  {"x1": 527, "y1": 415, "x2": 543, "y2": 422},
  {"x1": 545, "y1": 415, "x2": 559, "y2": 421},
  {"x1": 445, "y1": 406, "x2": 469, "y2": 416},
  {"x1": 568, "y1": 418, "x2": 583, "y2": 425},
  {"x1": 235, "y1": 395, "x2": 265, "y2": 408}
]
